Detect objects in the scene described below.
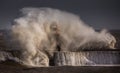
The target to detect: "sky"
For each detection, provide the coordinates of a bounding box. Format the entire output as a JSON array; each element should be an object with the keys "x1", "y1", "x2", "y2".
[{"x1": 0, "y1": 0, "x2": 120, "y2": 29}]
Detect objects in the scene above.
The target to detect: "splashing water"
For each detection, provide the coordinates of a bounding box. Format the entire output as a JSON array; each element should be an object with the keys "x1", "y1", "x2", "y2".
[{"x1": 3, "y1": 7, "x2": 116, "y2": 67}]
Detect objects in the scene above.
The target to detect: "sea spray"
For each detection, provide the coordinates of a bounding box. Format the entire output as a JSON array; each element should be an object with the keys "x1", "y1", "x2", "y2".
[{"x1": 3, "y1": 7, "x2": 116, "y2": 67}]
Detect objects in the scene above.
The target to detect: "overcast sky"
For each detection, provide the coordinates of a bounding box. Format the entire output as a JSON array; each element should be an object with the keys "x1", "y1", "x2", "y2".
[{"x1": 0, "y1": 0, "x2": 120, "y2": 29}]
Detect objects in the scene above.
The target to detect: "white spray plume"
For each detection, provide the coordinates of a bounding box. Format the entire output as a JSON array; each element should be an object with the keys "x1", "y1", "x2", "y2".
[{"x1": 6, "y1": 7, "x2": 116, "y2": 67}]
